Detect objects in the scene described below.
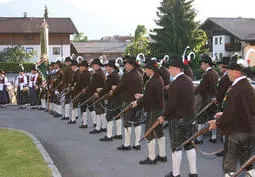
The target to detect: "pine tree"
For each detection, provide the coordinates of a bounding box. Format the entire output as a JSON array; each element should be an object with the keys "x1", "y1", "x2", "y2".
[
  {"x1": 150, "y1": 0, "x2": 200, "y2": 58},
  {"x1": 44, "y1": 5, "x2": 48, "y2": 19}
]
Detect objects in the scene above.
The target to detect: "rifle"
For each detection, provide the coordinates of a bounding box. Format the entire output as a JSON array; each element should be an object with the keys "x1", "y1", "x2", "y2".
[
  {"x1": 232, "y1": 155, "x2": 255, "y2": 177},
  {"x1": 90, "y1": 92, "x2": 110, "y2": 107},
  {"x1": 79, "y1": 95, "x2": 95, "y2": 107},
  {"x1": 52, "y1": 81, "x2": 63, "y2": 92},
  {"x1": 139, "y1": 101, "x2": 215, "y2": 143},
  {"x1": 139, "y1": 119, "x2": 160, "y2": 143},
  {"x1": 113, "y1": 103, "x2": 134, "y2": 119},
  {"x1": 72, "y1": 91, "x2": 83, "y2": 103}
]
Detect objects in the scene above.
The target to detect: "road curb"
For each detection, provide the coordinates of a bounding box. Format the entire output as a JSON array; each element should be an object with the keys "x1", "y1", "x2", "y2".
[{"x1": 0, "y1": 127, "x2": 62, "y2": 177}]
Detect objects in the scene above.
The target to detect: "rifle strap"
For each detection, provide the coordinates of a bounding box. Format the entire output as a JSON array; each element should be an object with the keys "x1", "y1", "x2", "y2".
[{"x1": 192, "y1": 141, "x2": 224, "y2": 156}]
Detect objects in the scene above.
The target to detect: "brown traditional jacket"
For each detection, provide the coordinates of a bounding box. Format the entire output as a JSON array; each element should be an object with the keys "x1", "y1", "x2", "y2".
[
  {"x1": 164, "y1": 73, "x2": 195, "y2": 120},
  {"x1": 217, "y1": 78, "x2": 255, "y2": 135},
  {"x1": 216, "y1": 72, "x2": 232, "y2": 107},
  {"x1": 195, "y1": 68, "x2": 218, "y2": 99},
  {"x1": 86, "y1": 68, "x2": 105, "y2": 96},
  {"x1": 113, "y1": 68, "x2": 143, "y2": 103},
  {"x1": 78, "y1": 70, "x2": 91, "y2": 90},
  {"x1": 63, "y1": 65, "x2": 73, "y2": 87},
  {"x1": 71, "y1": 68, "x2": 80, "y2": 96},
  {"x1": 138, "y1": 73, "x2": 164, "y2": 112}
]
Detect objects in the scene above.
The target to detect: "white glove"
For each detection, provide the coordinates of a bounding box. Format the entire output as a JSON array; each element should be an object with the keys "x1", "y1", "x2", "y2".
[{"x1": 55, "y1": 90, "x2": 59, "y2": 95}]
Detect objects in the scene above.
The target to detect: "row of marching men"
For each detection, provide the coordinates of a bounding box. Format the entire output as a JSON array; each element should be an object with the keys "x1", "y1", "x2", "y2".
[{"x1": 31, "y1": 52, "x2": 254, "y2": 177}]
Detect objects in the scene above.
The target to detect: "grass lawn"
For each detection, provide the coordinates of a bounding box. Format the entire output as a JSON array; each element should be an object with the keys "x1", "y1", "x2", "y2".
[{"x1": 0, "y1": 129, "x2": 52, "y2": 177}]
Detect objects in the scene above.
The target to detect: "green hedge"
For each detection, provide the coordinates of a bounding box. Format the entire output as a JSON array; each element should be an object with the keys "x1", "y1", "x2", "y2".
[{"x1": 0, "y1": 62, "x2": 35, "y2": 73}]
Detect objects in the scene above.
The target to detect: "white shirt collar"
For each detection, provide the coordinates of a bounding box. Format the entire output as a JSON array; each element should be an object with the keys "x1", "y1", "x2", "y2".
[
  {"x1": 232, "y1": 76, "x2": 246, "y2": 86},
  {"x1": 206, "y1": 67, "x2": 212, "y2": 72},
  {"x1": 74, "y1": 67, "x2": 79, "y2": 71},
  {"x1": 173, "y1": 72, "x2": 184, "y2": 81}
]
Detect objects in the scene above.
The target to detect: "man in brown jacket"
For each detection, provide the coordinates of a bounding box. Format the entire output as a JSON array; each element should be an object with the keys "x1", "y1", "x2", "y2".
[
  {"x1": 195, "y1": 55, "x2": 218, "y2": 144},
  {"x1": 132, "y1": 58, "x2": 167, "y2": 165},
  {"x1": 158, "y1": 56, "x2": 198, "y2": 177},
  {"x1": 67, "y1": 60, "x2": 80, "y2": 124},
  {"x1": 77, "y1": 60, "x2": 91, "y2": 128},
  {"x1": 87, "y1": 58, "x2": 106, "y2": 134},
  {"x1": 112, "y1": 55, "x2": 144, "y2": 151},
  {"x1": 61, "y1": 57, "x2": 73, "y2": 120},
  {"x1": 97, "y1": 60, "x2": 122, "y2": 141},
  {"x1": 208, "y1": 57, "x2": 255, "y2": 177}
]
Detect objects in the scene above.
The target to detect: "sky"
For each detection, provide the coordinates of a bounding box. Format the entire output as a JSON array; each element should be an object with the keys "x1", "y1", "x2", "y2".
[{"x1": 0, "y1": 0, "x2": 255, "y2": 39}]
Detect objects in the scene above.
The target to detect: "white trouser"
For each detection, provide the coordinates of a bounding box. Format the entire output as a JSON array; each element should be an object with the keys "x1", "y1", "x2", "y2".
[
  {"x1": 64, "y1": 104, "x2": 70, "y2": 118},
  {"x1": 196, "y1": 124, "x2": 205, "y2": 141},
  {"x1": 172, "y1": 150, "x2": 182, "y2": 176},
  {"x1": 101, "y1": 113, "x2": 107, "y2": 129},
  {"x1": 186, "y1": 148, "x2": 197, "y2": 174},
  {"x1": 82, "y1": 112, "x2": 87, "y2": 125},
  {"x1": 71, "y1": 108, "x2": 77, "y2": 121},
  {"x1": 95, "y1": 114, "x2": 102, "y2": 131}
]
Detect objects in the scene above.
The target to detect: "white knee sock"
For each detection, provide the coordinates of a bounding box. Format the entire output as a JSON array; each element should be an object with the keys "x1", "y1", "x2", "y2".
[
  {"x1": 65, "y1": 104, "x2": 70, "y2": 118},
  {"x1": 41, "y1": 99, "x2": 45, "y2": 108},
  {"x1": 158, "y1": 137, "x2": 166, "y2": 157},
  {"x1": 211, "y1": 129, "x2": 217, "y2": 140},
  {"x1": 95, "y1": 114, "x2": 101, "y2": 131},
  {"x1": 82, "y1": 112, "x2": 87, "y2": 125},
  {"x1": 107, "y1": 121, "x2": 113, "y2": 138},
  {"x1": 148, "y1": 139, "x2": 156, "y2": 161},
  {"x1": 224, "y1": 172, "x2": 235, "y2": 177},
  {"x1": 134, "y1": 125, "x2": 142, "y2": 146},
  {"x1": 186, "y1": 148, "x2": 197, "y2": 174},
  {"x1": 90, "y1": 111, "x2": 96, "y2": 124},
  {"x1": 61, "y1": 103, "x2": 65, "y2": 116},
  {"x1": 124, "y1": 127, "x2": 131, "y2": 146},
  {"x1": 246, "y1": 169, "x2": 255, "y2": 177},
  {"x1": 172, "y1": 150, "x2": 182, "y2": 176},
  {"x1": 116, "y1": 119, "x2": 122, "y2": 136},
  {"x1": 71, "y1": 108, "x2": 76, "y2": 121},
  {"x1": 196, "y1": 124, "x2": 204, "y2": 141},
  {"x1": 101, "y1": 114, "x2": 107, "y2": 129}
]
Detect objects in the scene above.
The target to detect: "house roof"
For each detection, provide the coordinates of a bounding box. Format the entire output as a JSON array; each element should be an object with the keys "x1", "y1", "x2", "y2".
[
  {"x1": 0, "y1": 17, "x2": 78, "y2": 34},
  {"x1": 72, "y1": 41, "x2": 131, "y2": 54},
  {"x1": 200, "y1": 17, "x2": 255, "y2": 41}
]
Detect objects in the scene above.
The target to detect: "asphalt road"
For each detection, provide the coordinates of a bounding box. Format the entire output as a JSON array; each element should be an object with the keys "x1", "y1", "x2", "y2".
[{"x1": 0, "y1": 106, "x2": 228, "y2": 177}]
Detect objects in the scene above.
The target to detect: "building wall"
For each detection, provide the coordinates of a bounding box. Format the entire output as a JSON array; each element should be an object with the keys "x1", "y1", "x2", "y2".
[
  {"x1": 212, "y1": 35, "x2": 232, "y2": 59},
  {"x1": 0, "y1": 44, "x2": 70, "y2": 62},
  {"x1": 77, "y1": 52, "x2": 124, "y2": 60},
  {"x1": 0, "y1": 33, "x2": 70, "y2": 45}
]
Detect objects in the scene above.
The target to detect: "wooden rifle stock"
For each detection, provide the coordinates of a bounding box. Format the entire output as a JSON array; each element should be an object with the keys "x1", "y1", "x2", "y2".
[
  {"x1": 232, "y1": 155, "x2": 255, "y2": 177},
  {"x1": 80, "y1": 95, "x2": 95, "y2": 107},
  {"x1": 139, "y1": 119, "x2": 160, "y2": 143},
  {"x1": 90, "y1": 92, "x2": 110, "y2": 107},
  {"x1": 176, "y1": 123, "x2": 210, "y2": 149},
  {"x1": 113, "y1": 103, "x2": 133, "y2": 119}
]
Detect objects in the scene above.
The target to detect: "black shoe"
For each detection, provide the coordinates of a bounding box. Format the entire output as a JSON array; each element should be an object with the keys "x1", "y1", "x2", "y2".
[
  {"x1": 67, "y1": 120, "x2": 76, "y2": 124},
  {"x1": 189, "y1": 174, "x2": 198, "y2": 177},
  {"x1": 93, "y1": 123, "x2": 96, "y2": 128},
  {"x1": 139, "y1": 157, "x2": 157, "y2": 165},
  {"x1": 79, "y1": 125, "x2": 88, "y2": 128},
  {"x1": 194, "y1": 139, "x2": 203, "y2": 144},
  {"x1": 114, "y1": 135, "x2": 122, "y2": 140},
  {"x1": 38, "y1": 107, "x2": 45, "y2": 111},
  {"x1": 101, "y1": 128, "x2": 107, "y2": 132},
  {"x1": 89, "y1": 129, "x2": 101, "y2": 134},
  {"x1": 76, "y1": 116, "x2": 78, "y2": 120},
  {"x1": 155, "y1": 155, "x2": 167, "y2": 162},
  {"x1": 61, "y1": 117, "x2": 67, "y2": 120},
  {"x1": 209, "y1": 138, "x2": 217, "y2": 143},
  {"x1": 54, "y1": 114, "x2": 62, "y2": 118},
  {"x1": 99, "y1": 136, "x2": 113, "y2": 141},
  {"x1": 31, "y1": 106, "x2": 37, "y2": 109},
  {"x1": 132, "y1": 145, "x2": 141, "y2": 150},
  {"x1": 165, "y1": 172, "x2": 180, "y2": 177},
  {"x1": 117, "y1": 144, "x2": 131, "y2": 151},
  {"x1": 215, "y1": 150, "x2": 224, "y2": 157}
]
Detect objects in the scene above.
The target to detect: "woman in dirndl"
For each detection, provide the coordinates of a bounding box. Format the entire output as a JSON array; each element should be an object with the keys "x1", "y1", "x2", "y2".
[
  {"x1": 0, "y1": 70, "x2": 9, "y2": 108},
  {"x1": 16, "y1": 66, "x2": 28, "y2": 109}
]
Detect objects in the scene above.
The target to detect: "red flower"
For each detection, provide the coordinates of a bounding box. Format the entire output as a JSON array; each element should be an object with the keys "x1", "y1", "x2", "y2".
[
  {"x1": 154, "y1": 63, "x2": 158, "y2": 67},
  {"x1": 183, "y1": 59, "x2": 189, "y2": 65}
]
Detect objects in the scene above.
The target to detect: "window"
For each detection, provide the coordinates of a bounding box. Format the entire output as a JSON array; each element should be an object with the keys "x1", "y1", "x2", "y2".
[
  {"x1": 215, "y1": 37, "x2": 218, "y2": 45},
  {"x1": 219, "y1": 53, "x2": 223, "y2": 59},
  {"x1": 26, "y1": 48, "x2": 33, "y2": 54},
  {"x1": 53, "y1": 47, "x2": 60, "y2": 55},
  {"x1": 219, "y1": 37, "x2": 223, "y2": 44}
]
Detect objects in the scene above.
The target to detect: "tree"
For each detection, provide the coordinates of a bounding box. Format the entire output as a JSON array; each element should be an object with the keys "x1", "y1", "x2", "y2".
[
  {"x1": 150, "y1": 0, "x2": 205, "y2": 58},
  {"x1": 125, "y1": 25, "x2": 150, "y2": 56},
  {"x1": 0, "y1": 45, "x2": 36, "y2": 63},
  {"x1": 44, "y1": 5, "x2": 48, "y2": 19},
  {"x1": 73, "y1": 32, "x2": 88, "y2": 42}
]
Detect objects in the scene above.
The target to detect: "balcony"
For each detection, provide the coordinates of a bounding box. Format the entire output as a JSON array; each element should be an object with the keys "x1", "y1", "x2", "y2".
[{"x1": 225, "y1": 43, "x2": 241, "y2": 51}]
